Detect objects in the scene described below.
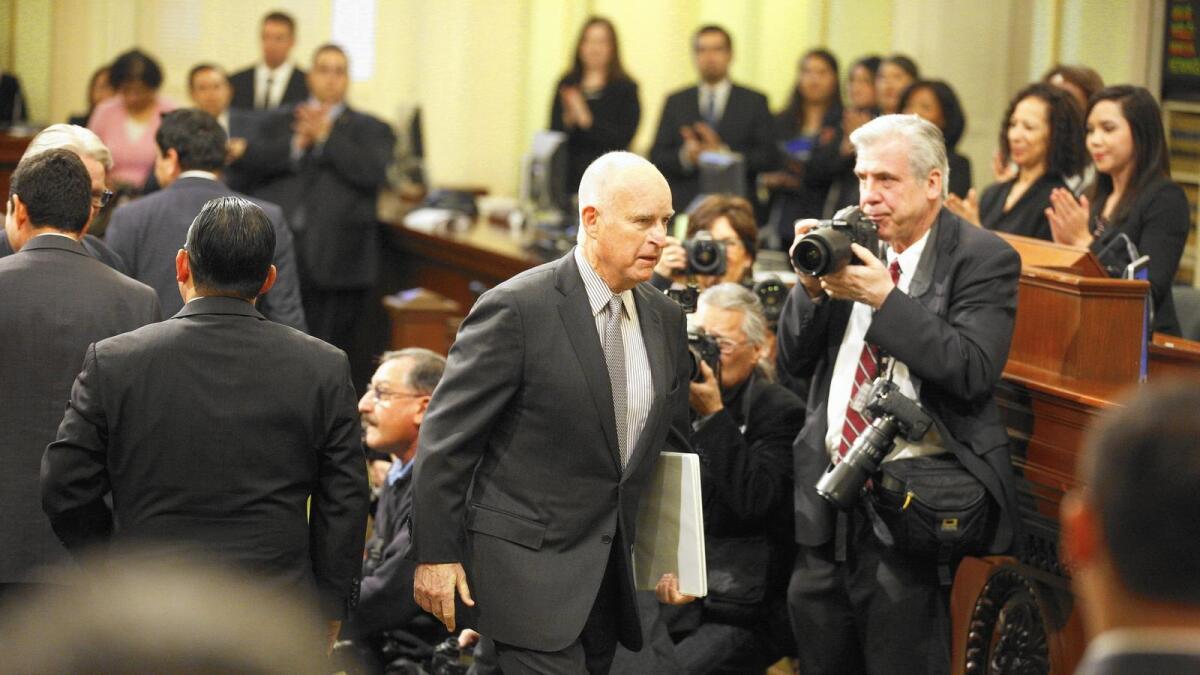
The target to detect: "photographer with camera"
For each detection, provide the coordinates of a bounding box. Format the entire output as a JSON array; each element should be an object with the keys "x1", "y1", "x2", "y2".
[
  {"x1": 777, "y1": 114, "x2": 1021, "y2": 675},
  {"x1": 655, "y1": 282, "x2": 805, "y2": 674},
  {"x1": 652, "y1": 194, "x2": 757, "y2": 292}
]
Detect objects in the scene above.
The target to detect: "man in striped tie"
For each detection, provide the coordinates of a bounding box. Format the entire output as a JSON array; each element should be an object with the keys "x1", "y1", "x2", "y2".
[
  {"x1": 410, "y1": 151, "x2": 692, "y2": 674},
  {"x1": 776, "y1": 114, "x2": 1022, "y2": 675}
]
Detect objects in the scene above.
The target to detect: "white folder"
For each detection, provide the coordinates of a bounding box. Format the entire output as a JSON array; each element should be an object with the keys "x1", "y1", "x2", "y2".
[{"x1": 632, "y1": 451, "x2": 707, "y2": 597}]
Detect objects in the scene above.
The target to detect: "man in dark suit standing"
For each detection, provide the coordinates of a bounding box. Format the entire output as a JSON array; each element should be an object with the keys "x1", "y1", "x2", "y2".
[
  {"x1": 343, "y1": 348, "x2": 445, "y2": 641},
  {"x1": 649, "y1": 25, "x2": 776, "y2": 213},
  {"x1": 410, "y1": 152, "x2": 691, "y2": 674},
  {"x1": 106, "y1": 109, "x2": 306, "y2": 332},
  {"x1": 187, "y1": 63, "x2": 267, "y2": 195},
  {"x1": 42, "y1": 196, "x2": 368, "y2": 652},
  {"x1": 777, "y1": 114, "x2": 1021, "y2": 675},
  {"x1": 229, "y1": 11, "x2": 308, "y2": 111},
  {"x1": 0, "y1": 150, "x2": 159, "y2": 599},
  {"x1": 250, "y1": 44, "x2": 395, "y2": 379},
  {"x1": 1063, "y1": 381, "x2": 1200, "y2": 675}
]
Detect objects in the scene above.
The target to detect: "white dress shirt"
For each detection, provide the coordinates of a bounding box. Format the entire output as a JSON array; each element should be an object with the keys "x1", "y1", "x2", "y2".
[
  {"x1": 254, "y1": 62, "x2": 296, "y2": 109},
  {"x1": 823, "y1": 230, "x2": 945, "y2": 461}
]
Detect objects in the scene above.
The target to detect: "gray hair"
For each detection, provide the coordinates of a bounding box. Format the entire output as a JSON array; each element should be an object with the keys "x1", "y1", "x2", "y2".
[
  {"x1": 576, "y1": 151, "x2": 662, "y2": 245},
  {"x1": 380, "y1": 348, "x2": 446, "y2": 395},
  {"x1": 22, "y1": 124, "x2": 114, "y2": 171},
  {"x1": 697, "y1": 283, "x2": 769, "y2": 348},
  {"x1": 849, "y1": 114, "x2": 949, "y2": 198}
]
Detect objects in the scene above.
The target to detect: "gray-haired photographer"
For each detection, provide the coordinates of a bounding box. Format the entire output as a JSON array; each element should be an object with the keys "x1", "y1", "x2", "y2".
[
  {"x1": 776, "y1": 113, "x2": 1022, "y2": 675},
  {"x1": 654, "y1": 282, "x2": 805, "y2": 674}
]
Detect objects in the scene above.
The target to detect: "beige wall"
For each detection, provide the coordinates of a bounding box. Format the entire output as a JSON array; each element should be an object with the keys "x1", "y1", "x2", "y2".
[{"x1": 14, "y1": 0, "x2": 1161, "y2": 196}]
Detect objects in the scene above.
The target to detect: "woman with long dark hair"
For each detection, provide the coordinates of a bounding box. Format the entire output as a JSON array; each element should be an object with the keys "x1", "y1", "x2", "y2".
[
  {"x1": 948, "y1": 83, "x2": 1085, "y2": 239},
  {"x1": 1046, "y1": 86, "x2": 1190, "y2": 335},
  {"x1": 900, "y1": 80, "x2": 972, "y2": 198},
  {"x1": 761, "y1": 49, "x2": 842, "y2": 246},
  {"x1": 549, "y1": 16, "x2": 640, "y2": 194}
]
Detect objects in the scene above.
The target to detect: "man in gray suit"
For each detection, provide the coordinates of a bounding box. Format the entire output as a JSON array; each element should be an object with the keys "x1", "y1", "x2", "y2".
[
  {"x1": 411, "y1": 152, "x2": 692, "y2": 674},
  {"x1": 1063, "y1": 380, "x2": 1200, "y2": 675},
  {"x1": 106, "y1": 108, "x2": 306, "y2": 332},
  {"x1": 0, "y1": 149, "x2": 159, "y2": 597}
]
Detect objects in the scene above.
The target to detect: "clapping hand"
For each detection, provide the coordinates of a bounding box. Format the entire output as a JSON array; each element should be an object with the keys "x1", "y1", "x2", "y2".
[
  {"x1": 945, "y1": 188, "x2": 981, "y2": 227},
  {"x1": 1045, "y1": 188, "x2": 1092, "y2": 247},
  {"x1": 293, "y1": 104, "x2": 333, "y2": 149}
]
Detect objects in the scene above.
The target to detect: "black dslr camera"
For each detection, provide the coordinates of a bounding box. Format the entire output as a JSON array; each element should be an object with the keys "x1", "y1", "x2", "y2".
[
  {"x1": 686, "y1": 327, "x2": 722, "y2": 384},
  {"x1": 792, "y1": 207, "x2": 880, "y2": 277},
  {"x1": 681, "y1": 230, "x2": 727, "y2": 277},
  {"x1": 750, "y1": 275, "x2": 787, "y2": 332},
  {"x1": 815, "y1": 378, "x2": 934, "y2": 510},
  {"x1": 428, "y1": 637, "x2": 472, "y2": 675}
]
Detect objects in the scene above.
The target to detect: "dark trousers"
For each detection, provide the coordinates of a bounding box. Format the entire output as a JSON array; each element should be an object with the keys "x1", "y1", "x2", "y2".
[
  {"x1": 301, "y1": 286, "x2": 370, "y2": 388},
  {"x1": 494, "y1": 546, "x2": 623, "y2": 675},
  {"x1": 786, "y1": 506, "x2": 950, "y2": 675}
]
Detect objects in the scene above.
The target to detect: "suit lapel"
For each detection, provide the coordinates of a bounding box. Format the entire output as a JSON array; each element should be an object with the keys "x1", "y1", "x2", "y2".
[
  {"x1": 555, "y1": 255, "x2": 623, "y2": 471},
  {"x1": 622, "y1": 284, "x2": 668, "y2": 480}
]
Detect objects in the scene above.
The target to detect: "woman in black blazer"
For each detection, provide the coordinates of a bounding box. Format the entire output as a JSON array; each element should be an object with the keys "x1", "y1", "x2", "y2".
[
  {"x1": 949, "y1": 83, "x2": 1085, "y2": 240},
  {"x1": 1047, "y1": 85, "x2": 1190, "y2": 335},
  {"x1": 549, "y1": 17, "x2": 640, "y2": 194}
]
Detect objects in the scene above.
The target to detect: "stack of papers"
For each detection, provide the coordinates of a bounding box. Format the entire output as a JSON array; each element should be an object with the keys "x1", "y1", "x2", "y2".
[{"x1": 632, "y1": 452, "x2": 707, "y2": 597}]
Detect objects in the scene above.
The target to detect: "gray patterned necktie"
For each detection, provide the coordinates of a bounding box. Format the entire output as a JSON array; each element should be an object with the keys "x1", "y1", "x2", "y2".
[{"x1": 604, "y1": 294, "x2": 628, "y2": 468}]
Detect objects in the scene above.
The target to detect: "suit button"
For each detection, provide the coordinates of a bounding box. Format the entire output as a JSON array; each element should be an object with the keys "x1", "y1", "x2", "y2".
[{"x1": 601, "y1": 535, "x2": 612, "y2": 544}]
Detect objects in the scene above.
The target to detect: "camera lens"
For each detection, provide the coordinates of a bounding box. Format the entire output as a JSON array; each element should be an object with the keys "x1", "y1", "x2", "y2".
[
  {"x1": 793, "y1": 228, "x2": 853, "y2": 277},
  {"x1": 794, "y1": 239, "x2": 831, "y2": 276},
  {"x1": 690, "y1": 240, "x2": 723, "y2": 275}
]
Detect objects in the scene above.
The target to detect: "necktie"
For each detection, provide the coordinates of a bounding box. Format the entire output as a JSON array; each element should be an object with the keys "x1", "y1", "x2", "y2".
[
  {"x1": 604, "y1": 295, "x2": 628, "y2": 469},
  {"x1": 703, "y1": 89, "x2": 717, "y2": 127},
  {"x1": 260, "y1": 75, "x2": 275, "y2": 109},
  {"x1": 837, "y1": 260, "x2": 902, "y2": 459}
]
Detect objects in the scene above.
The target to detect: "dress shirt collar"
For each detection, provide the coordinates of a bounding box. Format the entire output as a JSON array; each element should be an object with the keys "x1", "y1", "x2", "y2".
[
  {"x1": 698, "y1": 79, "x2": 732, "y2": 121},
  {"x1": 574, "y1": 245, "x2": 635, "y2": 319},
  {"x1": 256, "y1": 61, "x2": 295, "y2": 82},
  {"x1": 386, "y1": 454, "x2": 414, "y2": 486},
  {"x1": 886, "y1": 229, "x2": 930, "y2": 294},
  {"x1": 32, "y1": 232, "x2": 78, "y2": 242},
  {"x1": 178, "y1": 170, "x2": 219, "y2": 182},
  {"x1": 216, "y1": 110, "x2": 229, "y2": 134}
]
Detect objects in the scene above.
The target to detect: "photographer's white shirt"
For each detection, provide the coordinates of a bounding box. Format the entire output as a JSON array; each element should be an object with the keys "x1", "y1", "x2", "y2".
[{"x1": 823, "y1": 230, "x2": 944, "y2": 462}]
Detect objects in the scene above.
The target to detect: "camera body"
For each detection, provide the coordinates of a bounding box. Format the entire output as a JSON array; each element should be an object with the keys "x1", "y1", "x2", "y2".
[
  {"x1": 666, "y1": 286, "x2": 699, "y2": 314},
  {"x1": 792, "y1": 207, "x2": 880, "y2": 277},
  {"x1": 682, "y1": 230, "x2": 727, "y2": 277},
  {"x1": 815, "y1": 378, "x2": 934, "y2": 510},
  {"x1": 750, "y1": 275, "x2": 786, "y2": 332},
  {"x1": 687, "y1": 328, "x2": 722, "y2": 384}
]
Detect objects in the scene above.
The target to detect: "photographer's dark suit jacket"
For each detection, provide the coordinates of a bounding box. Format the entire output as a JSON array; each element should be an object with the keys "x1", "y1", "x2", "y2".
[
  {"x1": 346, "y1": 468, "x2": 420, "y2": 637},
  {"x1": 410, "y1": 250, "x2": 691, "y2": 652},
  {"x1": 649, "y1": 83, "x2": 777, "y2": 213},
  {"x1": 247, "y1": 105, "x2": 396, "y2": 290},
  {"x1": 229, "y1": 65, "x2": 308, "y2": 111},
  {"x1": 41, "y1": 296, "x2": 368, "y2": 618},
  {"x1": 0, "y1": 236, "x2": 159, "y2": 583},
  {"x1": 105, "y1": 175, "x2": 307, "y2": 332},
  {"x1": 777, "y1": 208, "x2": 1022, "y2": 555}
]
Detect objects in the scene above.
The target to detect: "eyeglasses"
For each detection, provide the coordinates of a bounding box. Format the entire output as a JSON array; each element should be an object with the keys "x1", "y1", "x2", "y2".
[
  {"x1": 710, "y1": 335, "x2": 747, "y2": 354},
  {"x1": 365, "y1": 384, "x2": 425, "y2": 404},
  {"x1": 92, "y1": 189, "x2": 114, "y2": 209},
  {"x1": 714, "y1": 238, "x2": 743, "y2": 250}
]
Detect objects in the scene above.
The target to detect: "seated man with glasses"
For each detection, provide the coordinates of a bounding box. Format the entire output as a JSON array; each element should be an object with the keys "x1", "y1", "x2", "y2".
[
  {"x1": 654, "y1": 282, "x2": 805, "y2": 674},
  {"x1": 340, "y1": 348, "x2": 447, "y2": 653},
  {"x1": 0, "y1": 124, "x2": 128, "y2": 274}
]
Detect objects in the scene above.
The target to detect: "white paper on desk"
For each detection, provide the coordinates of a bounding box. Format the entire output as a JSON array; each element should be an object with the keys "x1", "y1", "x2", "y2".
[{"x1": 632, "y1": 451, "x2": 707, "y2": 597}]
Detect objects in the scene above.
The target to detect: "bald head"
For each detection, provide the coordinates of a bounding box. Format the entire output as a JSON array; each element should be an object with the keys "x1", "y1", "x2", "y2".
[{"x1": 577, "y1": 152, "x2": 673, "y2": 293}]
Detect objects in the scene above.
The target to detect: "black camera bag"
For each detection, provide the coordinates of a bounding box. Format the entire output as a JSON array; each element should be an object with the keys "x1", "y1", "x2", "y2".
[{"x1": 870, "y1": 453, "x2": 993, "y2": 582}]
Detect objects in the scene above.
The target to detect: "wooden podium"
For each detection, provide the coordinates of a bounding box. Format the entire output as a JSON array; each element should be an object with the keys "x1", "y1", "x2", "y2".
[{"x1": 950, "y1": 234, "x2": 1200, "y2": 675}]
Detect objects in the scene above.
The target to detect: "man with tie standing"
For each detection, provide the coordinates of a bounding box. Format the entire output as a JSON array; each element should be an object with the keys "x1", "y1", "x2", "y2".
[
  {"x1": 229, "y1": 11, "x2": 309, "y2": 111},
  {"x1": 776, "y1": 114, "x2": 1021, "y2": 675},
  {"x1": 649, "y1": 25, "x2": 776, "y2": 213},
  {"x1": 410, "y1": 152, "x2": 692, "y2": 674}
]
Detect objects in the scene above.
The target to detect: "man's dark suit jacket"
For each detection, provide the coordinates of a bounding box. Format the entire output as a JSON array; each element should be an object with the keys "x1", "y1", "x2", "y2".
[
  {"x1": 649, "y1": 83, "x2": 777, "y2": 212},
  {"x1": 247, "y1": 105, "x2": 396, "y2": 289},
  {"x1": 346, "y1": 468, "x2": 419, "y2": 637},
  {"x1": 0, "y1": 236, "x2": 159, "y2": 583},
  {"x1": 0, "y1": 232, "x2": 127, "y2": 275},
  {"x1": 410, "y1": 250, "x2": 691, "y2": 652},
  {"x1": 223, "y1": 107, "x2": 269, "y2": 194},
  {"x1": 105, "y1": 175, "x2": 307, "y2": 332},
  {"x1": 229, "y1": 65, "x2": 308, "y2": 111},
  {"x1": 777, "y1": 209, "x2": 1022, "y2": 555},
  {"x1": 41, "y1": 296, "x2": 368, "y2": 618}
]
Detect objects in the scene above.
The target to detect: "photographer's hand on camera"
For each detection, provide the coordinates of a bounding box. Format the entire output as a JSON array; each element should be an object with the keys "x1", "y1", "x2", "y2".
[
  {"x1": 688, "y1": 361, "x2": 723, "y2": 416},
  {"x1": 790, "y1": 219, "x2": 828, "y2": 300},
  {"x1": 818, "y1": 243, "x2": 895, "y2": 309},
  {"x1": 654, "y1": 236, "x2": 688, "y2": 282}
]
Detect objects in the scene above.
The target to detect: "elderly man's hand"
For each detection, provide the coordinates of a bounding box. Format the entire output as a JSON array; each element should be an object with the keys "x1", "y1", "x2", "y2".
[
  {"x1": 819, "y1": 243, "x2": 895, "y2": 309},
  {"x1": 655, "y1": 573, "x2": 697, "y2": 606},
  {"x1": 414, "y1": 562, "x2": 474, "y2": 632}
]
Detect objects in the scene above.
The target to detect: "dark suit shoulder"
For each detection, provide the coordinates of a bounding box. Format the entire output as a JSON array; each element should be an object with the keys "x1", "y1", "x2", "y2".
[
  {"x1": 730, "y1": 82, "x2": 769, "y2": 104},
  {"x1": 665, "y1": 85, "x2": 699, "y2": 104}
]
